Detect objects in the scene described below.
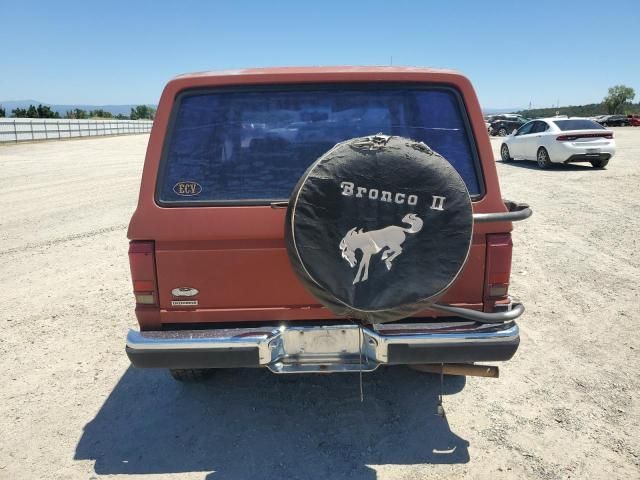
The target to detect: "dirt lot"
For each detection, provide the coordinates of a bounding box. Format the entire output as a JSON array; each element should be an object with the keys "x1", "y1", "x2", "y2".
[{"x1": 1, "y1": 130, "x2": 639, "y2": 480}]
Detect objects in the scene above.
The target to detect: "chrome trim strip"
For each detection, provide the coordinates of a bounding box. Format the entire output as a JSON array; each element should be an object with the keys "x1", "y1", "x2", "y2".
[
  {"x1": 368, "y1": 324, "x2": 517, "y2": 345},
  {"x1": 126, "y1": 327, "x2": 276, "y2": 349}
]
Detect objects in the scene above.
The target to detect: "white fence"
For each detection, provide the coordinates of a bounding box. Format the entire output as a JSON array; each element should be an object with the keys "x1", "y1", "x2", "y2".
[{"x1": 0, "y1": 118, "x2": 153, "y2": 143}]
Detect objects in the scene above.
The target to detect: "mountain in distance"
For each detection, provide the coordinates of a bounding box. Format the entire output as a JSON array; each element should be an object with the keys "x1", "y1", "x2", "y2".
[{"x1": 0, "y1": 100, "x2": 156, "y2": 116}]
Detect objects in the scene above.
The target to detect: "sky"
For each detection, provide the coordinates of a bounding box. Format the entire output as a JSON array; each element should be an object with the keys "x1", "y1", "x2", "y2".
[{"x1": 1, "y1": 0, "x2": 639, "y2": 109}]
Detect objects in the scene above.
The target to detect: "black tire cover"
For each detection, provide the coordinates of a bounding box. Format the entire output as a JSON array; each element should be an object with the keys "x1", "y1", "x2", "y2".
[{"x1": 285, "y1": 134, "x2": 473, "y2": 324}]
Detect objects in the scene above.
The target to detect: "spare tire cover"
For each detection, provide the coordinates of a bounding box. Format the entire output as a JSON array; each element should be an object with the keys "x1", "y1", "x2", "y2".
[{"x1": 285, "y1": 134, "x2": 473, "y2": 324}]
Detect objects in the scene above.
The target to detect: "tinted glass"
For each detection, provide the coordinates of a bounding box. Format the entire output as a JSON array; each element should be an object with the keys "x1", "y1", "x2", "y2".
[
  {"x1": 158, "y1": 86, "x2": 482, "y2": 204},
  {"x1": 531, "y1": 121, "x2": 548, "y2": 133},
  {"x1": 516, "y1": 121, "x2": 535, "y2": 135},
  {"x1": 553, "y1": 119, "x2": 604, "y2": 131}
]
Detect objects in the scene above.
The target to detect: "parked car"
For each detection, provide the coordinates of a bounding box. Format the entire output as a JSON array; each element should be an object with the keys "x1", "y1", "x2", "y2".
[
  {"x1": 595, "y1": 114, "x2": 630, "y2": 127},
  {"x1": 486, "y1": 114, "x2": 526, "y2": 123},
  {"x1": 125, "y1": 67, "x2": 531, "y2": 382},
  {"x1": 490, "y1": 116, "x2": 528, "y2": 136},
  {"x1": 500, "y1": 118, "x2": 615, "y2": 169},
  {"x1": 628, "y1": 114, "x2": 640, "y2": 127}
]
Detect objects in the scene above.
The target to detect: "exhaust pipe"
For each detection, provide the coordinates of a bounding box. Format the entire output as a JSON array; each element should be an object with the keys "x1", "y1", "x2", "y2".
[{"x1": 410, "y1": 363, "x2": 499, "y2": 378}]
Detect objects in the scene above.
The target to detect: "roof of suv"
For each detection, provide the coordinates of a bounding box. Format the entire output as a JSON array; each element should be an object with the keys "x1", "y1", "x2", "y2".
[
  {"x1": 174, "y1": 66, "x2": 462, "y2": 79},
  {"x1": 160, "y1": 66, "x2": 481, "y2": 96}
]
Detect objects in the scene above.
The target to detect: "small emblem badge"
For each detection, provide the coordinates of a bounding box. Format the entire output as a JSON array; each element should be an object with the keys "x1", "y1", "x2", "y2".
[
  {"x1": 339, "y1": 213, "x2": 423, "y2": 285},
  {"x1": 173, "y1": 181, "x2": 202, "y2": 196},
  {"x1": 171, "y1": 287, "x2": 199, "y2": 297},
  {"x1": 171, "y1": 300, "x2": 198, "y2": 307}
]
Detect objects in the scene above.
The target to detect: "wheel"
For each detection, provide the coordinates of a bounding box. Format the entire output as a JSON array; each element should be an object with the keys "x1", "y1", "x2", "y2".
[
  {"x1": 590, "y1": 159, "x2": 609, "y2": 169},
  {"x1": 498, "y1": 127, "x2": 508, "y2": 137},
  {"x1": 500, "y1": 144, "x2": 512, "y2": 162},
  {"x1": 536, "y1": 147, "x2": 551, "y2": 169},
  {"x1": 285, "y1": 134, "x2": 473, "y2": 324},
  {"x1": 169, "y1": 368, "x2": 214, "y2": 382}
]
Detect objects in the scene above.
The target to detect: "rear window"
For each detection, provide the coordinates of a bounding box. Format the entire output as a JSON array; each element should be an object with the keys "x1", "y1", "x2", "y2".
[
  {"x1": 157, "y1": 85, "x2": 482, "y2": 205},
  {"x1": 553, "y1": 119, "x2": 604, "y2": 131}
]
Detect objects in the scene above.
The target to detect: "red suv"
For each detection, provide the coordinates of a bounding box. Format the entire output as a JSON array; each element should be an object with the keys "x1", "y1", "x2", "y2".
[{"x1": 125, "y1": 67, "x2": 531, "y2": 381}]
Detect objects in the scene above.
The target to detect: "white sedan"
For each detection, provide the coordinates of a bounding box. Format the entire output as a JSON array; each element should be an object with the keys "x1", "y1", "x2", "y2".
[{"x1": 500, "y1": 118, "x2": 615, "y2": 169}]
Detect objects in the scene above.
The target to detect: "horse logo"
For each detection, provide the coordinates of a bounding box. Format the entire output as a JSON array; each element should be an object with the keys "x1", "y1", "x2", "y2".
[{"x1": 339, "y1": 213, "x2": 423, "y2": 284}]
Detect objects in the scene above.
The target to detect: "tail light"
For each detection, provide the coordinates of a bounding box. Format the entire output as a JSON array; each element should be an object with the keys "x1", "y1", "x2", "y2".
[
  {"x1": 556, "y1": 132, "x2": 613, "y2": 141},
  {"x1": 485, "y1": 233, "x2": 512, "y2": 301},
  {"x1": 129, "y1": 241, "x2": 158, "y2": 306}
]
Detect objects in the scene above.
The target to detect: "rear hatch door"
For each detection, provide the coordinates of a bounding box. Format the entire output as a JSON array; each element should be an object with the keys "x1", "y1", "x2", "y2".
[{"x1": 153, "y1": 84, "x2": 487, "y2": 319}]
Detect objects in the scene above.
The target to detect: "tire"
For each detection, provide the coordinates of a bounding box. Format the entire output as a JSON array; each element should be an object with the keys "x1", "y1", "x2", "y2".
[
  {"x1": 169, "y1": 368, "x2": 214, "y2": 382},
  {"x1": 498, "y1": 127, "x2": 508, "y2": 137},
  {"x1": 285, "y1": 134, "x2": 473, "y2": 324},
  {"x1": 590, "y1": 159, "x2": 609, "y2": 169},
  {"x1": 536, "y1": 147, "x2": 551, "y2": 169},
  {"x1": 500, "y1": 144, "x2": 512, "y2": 162}
]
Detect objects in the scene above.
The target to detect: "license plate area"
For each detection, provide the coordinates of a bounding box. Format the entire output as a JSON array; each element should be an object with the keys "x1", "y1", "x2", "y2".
[
  {"x1": 586, "y1": 148, "x2": 600, "y2": 154},
  {"x1": 266, "y1": 325, "x2": 378, "y2": 373}
]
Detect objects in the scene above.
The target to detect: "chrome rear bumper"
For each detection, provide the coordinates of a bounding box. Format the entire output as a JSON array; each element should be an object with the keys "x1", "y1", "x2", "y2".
[{"x1": 126, "y1": 318, "x2": 520, "y2": 374}]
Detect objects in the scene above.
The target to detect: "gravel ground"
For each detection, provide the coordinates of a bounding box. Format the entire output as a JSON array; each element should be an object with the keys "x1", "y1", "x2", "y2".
[{"x1": 0, "y1": 130, "x2": 638, "y2": 480}]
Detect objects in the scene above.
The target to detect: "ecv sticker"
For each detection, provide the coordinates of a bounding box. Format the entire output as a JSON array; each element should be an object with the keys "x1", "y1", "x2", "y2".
[{"x1": 173, "y1": 181, "x2": 202, "y2": 196}]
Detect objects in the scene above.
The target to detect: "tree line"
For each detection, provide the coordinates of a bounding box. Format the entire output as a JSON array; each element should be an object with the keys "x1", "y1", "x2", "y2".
[
  {"x1": 2, "y1": 85, "x2": 636, "y2": 120},
  {"x1": 517, "y1": 85, "x2": 636, "y2": 118},
  {"x1": 0, "y1": 104, "x2": 156, "y2": 120}
]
